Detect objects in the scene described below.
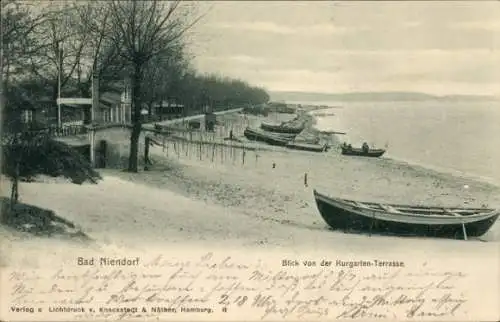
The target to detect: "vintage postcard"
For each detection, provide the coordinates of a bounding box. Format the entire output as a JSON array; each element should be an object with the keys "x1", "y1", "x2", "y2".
[{"x1": 1, "y1": 1, "x2": 499, "y2": 321}]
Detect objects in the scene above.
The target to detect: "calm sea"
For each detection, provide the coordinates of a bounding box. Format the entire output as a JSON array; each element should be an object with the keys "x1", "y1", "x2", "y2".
[{"x1": 298, "y1": 100, "x2": 500, "y2": 186}]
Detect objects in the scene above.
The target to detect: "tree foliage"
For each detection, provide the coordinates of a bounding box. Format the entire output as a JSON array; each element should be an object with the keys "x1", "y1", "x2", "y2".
[
  {"x1": 2, "y1": 133, "x2": 101, "y2": 185},
  {"x1": 24, "y1": 2, "x2": 89, "y2": 100},
  {"x1": 1, "y1": 132, "x2": 101, "y2": 223},
  {"x1": 141, "y1": 44, "x2": 189, "y2": 114},
  {"x1": 2, "y1": 0, "x2": 271, "y2": 174},
  {"x1": 1, "y1": 0, "x2": 50, "y2": 87},
  {"x1": 103, "y1": 0, "x2": 201, "y2": 172},
  {"x1": 195, "y1": 74, "x2": 270, "y2": 108}
]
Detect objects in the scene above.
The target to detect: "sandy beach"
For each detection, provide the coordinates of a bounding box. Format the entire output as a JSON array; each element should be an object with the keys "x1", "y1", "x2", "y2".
[
  {"x1": 4, "y1": 2, "x2": 500, "y2": 320},
  {"x1": 1, "y1": 108, "x2": 500, "y2": 268},
  {"x1": 2, "y1": 108, "x2": 500, "y2": 322}
]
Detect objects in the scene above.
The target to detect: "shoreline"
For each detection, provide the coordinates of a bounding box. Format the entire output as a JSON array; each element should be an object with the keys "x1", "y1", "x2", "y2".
[
  {"x1": 309, "y1": 103, "x2": 500, "y2": 190},
  {"x1": 380, "y1": 153, "x2": 500, "y2": 189},
  {"x1": 305, "y1": 105, "x2": 500, "y2": 189},
  {"x1": 1, "y1": 104, "x2": 500, "y2": 268},
  {"x1": 107, "y1": 107, "x2": 500, "y2": 242}
]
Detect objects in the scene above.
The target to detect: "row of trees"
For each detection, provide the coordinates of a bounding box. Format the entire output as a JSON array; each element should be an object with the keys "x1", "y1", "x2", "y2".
[
  {"x1": 2, "y1": 0, "x2": 270, "y2": 173},
  {"x1": 161, "y1": 73, "x2": 270, "y2": 115}
]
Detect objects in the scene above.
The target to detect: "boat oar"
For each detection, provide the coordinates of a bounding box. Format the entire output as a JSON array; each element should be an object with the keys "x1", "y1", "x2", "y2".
[
  {"x1": 461, "y1": 222, "x2": 468, "y2": 241},
  {"x1": 368, "y1": 209, "x2": 375, "y2": 237},
  {"x1": 445, "y1": 208, "x2": 468, "y2": 240}
]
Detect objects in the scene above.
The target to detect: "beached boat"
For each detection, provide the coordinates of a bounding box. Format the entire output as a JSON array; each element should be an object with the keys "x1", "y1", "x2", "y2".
[
  {"x1": 286, "y1": 142, "x2": 329, "y2": 152},
  {"x1": 260, "y1": 122, "x2": 304, "y2": 134},
  {"x1": 313, "y1": 112, "x2": 336, "y2": 117},
  {"x1": 320, "y1": 130, "x2": 346, "y2": 135},
  {"x1": 269, "y1": 132, "x2": 298, "y2": 140},
  {"x1": 243, "y1": 127, "x2": 291, "y2": 146},
  {"x1": 341, "y1": 146, "x2": 386, "y2": 157},
  {"x1": 313, "y1": 190, "x2": 500, "y2": 239}
]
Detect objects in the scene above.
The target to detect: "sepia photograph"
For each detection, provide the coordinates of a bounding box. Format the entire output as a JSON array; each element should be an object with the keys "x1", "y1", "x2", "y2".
[{"x1": 1, "y1": 1, "x2": 499, "y2": 321}]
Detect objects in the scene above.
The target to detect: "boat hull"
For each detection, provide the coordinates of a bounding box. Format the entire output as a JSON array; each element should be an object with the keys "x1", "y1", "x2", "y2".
[
  {"x1": 243, "y1": 128, "x2": 290, "y2": 147},
  {"x1": 314, "y1": 191, "x2": 499, "y2": 238},
  {"x1": 286, "y1": 142, "x2": 328, "y2": 152},
  {"x1": 341, "y1": 147, "x2": 385, "y2": 157},
  {"x1": 260, "y1": 123, "x2": 304, "y2": 134},
  {"x1": 270, "y1": 132, "x2": 298, "y2": 140}
]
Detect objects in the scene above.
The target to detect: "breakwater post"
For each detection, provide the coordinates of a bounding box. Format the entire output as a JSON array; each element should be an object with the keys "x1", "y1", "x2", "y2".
[{"x1": 144, "y1": 136, "x2": 151, "y2": 171}]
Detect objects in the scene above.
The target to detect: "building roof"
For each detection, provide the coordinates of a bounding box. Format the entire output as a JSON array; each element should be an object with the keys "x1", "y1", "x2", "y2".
[
  {"x1": 101, "y1": 91, "x2": 122, "y2": 105},
  {"x1": 64, "y1": 103, "x2": 90, "y2": 109},
  {"x1": 152, "y1": 101, "x2": 184, "y2": 108}
]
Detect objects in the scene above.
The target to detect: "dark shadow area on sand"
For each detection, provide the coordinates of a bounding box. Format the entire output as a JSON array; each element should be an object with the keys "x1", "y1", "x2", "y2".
[{"x1": 1, "y1": 197, "x2": 92, "y2": 242}]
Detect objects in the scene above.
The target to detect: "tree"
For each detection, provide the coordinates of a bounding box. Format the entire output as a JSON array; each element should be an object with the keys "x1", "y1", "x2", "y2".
[
  {"x1": 176, "y1": 70, "x2": 203, "y2": 115},
  {"x1": 105, "y1": 0, "x2": 201, "y2": 172},
  {"x1": 26, "y1": 2, "x2": 89, "y2": 102},
  {"x1": 1, "y1": 0, "x2": 56, "y2": 131},
  {"x1": 141, "y1": 44, "x2": 189, "y2": 118},
  {"x1": 180, "y1": 73, "x2": 270, "y2": 112},
  {"x1": 73, "y1": 2, "x2": 130, "y2": 98},
  {"x1": 1, "y1": 0, "x2": 52, "y2": 88}
]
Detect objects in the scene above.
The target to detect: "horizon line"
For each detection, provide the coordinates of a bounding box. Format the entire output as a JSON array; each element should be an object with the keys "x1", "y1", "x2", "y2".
[{"x1": 268, "y1": 90, "x2": 500, "y2": 98}]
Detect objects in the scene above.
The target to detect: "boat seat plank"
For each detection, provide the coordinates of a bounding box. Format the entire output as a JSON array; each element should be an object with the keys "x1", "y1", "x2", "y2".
[
  {"x1": 379, "y1": 204, "x2": 403, "y2": 214},
  {"x1": 443, "y1": 209, "x2": 463, "y2": 217},
  {"x1": 384, "y1": 205, "x2": 488, "y2": 213},
  {"x1": 353, "y1": 201, "x2": 371, "y2": 209}
]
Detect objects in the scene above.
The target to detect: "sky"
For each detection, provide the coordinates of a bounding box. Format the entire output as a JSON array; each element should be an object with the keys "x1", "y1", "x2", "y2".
[{"x1": 188, "y1": 1, "x2": 500, "y2": 96}]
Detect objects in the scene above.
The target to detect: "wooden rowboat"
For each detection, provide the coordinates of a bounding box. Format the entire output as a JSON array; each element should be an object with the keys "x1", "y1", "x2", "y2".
[
  {"x1": 313, "y1": 190, "x2": 499, "y2": 239},
  {"x1": 260, "y1": 122, "x2": 304, "y2": 134},
  {"x1": 243, "y1": 126, "x2": 297, "y2": 140},
  {"x1": 268, "y1": 132, "x2": 298, "y2": 140},
  {"x1": 243, "y1": 127, "x2": 291, "y2": 147},
  {"x1": 341, "y1": 146, "x2": 386, "y2": 157},
  {"x1": 286, "y1": 142, "x2": 329, "y2": 153}
]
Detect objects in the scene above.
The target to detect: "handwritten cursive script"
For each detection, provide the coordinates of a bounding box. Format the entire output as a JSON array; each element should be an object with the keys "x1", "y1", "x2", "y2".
[{"x1": 4, "y1": 253, "x2": 471, "y2": 321}]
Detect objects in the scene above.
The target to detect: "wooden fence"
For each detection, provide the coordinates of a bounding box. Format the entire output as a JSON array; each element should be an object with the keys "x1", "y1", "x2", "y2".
[
  {"x1": 4, "y1": 125, "x2": 89, "y2": 138},
  {"x1": 48, "y1": 125, "x2": 89, "y2": 137}
]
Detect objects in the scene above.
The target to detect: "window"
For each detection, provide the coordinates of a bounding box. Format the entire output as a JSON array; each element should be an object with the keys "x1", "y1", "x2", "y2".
[
  {"x1": 22, "y1": 110, "x2": 33, "y2": 123},
  {"x1": 123, "y1": 84, "x2": 131, "y2": 102},
  {"x1": 105, "y1": 109, "x2": 110, "y2": 123}
]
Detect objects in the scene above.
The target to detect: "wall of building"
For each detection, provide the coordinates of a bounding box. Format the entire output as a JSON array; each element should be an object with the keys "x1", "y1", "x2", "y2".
[
  {"x1": 96, "y1": 102, "x2": 132, "y2": 125},
  {"x1": 93, "y1": 126, "x2": 146, "y2": 169}
]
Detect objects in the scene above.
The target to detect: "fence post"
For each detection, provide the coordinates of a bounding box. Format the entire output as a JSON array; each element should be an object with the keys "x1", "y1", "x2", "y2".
[{"x1": 144, "y1": 136, "x2": 151, "y2": 170}]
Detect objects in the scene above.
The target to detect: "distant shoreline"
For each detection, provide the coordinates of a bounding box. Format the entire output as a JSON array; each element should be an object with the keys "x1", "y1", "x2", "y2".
[
  {"x1": 307, "y1": 103, "x2": 500, "y2": 189},
  {"x1": 271, "y1": 91, "x2": 499, "y2": 103}
]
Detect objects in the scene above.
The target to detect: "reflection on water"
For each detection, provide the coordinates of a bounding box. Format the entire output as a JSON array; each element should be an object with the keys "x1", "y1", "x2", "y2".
[{"x1": 308, "y1": 100, "x2": 500, "y2": 186}]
